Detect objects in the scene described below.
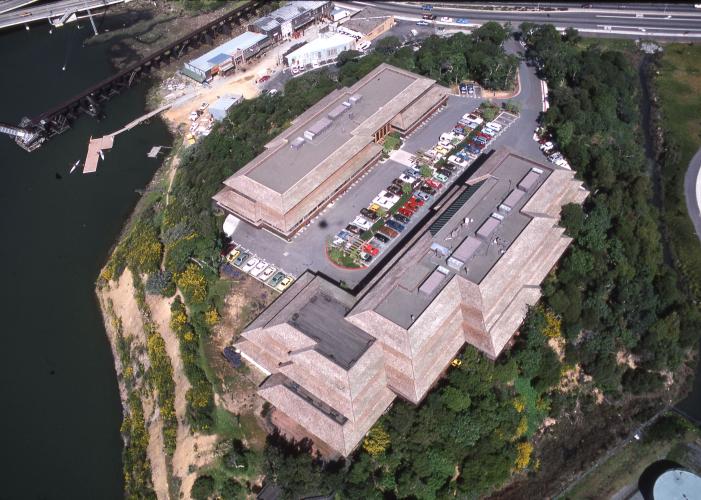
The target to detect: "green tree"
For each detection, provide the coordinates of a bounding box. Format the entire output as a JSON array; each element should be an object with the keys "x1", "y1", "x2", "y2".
[{"x1": 191, "y1": 475, "x2": 215, "y2": 500}]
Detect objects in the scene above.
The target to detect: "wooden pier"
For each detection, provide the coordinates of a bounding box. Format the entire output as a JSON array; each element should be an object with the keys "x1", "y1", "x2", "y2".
[{"x1": 82, "y1": 93, "x2": 194, "y2": 174}]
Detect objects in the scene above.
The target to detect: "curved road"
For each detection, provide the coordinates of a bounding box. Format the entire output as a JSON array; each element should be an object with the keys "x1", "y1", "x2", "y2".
[{"x1": 684, "y1": 148, "x2": 701, "y2": 239}]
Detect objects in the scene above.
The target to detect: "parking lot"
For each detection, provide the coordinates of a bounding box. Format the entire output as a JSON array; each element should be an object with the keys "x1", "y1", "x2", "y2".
[{"x1": 227, "y1": 94, "x2": 537, "y2": 289}]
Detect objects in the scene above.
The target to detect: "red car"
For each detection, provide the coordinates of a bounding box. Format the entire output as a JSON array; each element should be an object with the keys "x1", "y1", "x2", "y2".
[
  {"x1": 402, "y1": 203, "x2": 416, "y2": 214},
  {"x1": 362, "y1": 243, "x2": 380, "y2": 256},
  {"x1": 477, "y1": 132, "x2": 491, "y2": 140},
  {"x1": 410, "y1": 196, "x2": 425, "y2": 207},
  {"x1": 398, "y1": 207, "x2": 414, "y2": 218},
  {"x1": 258, "y1": 75, "x2": 270, "y2": 83},
  {"x1": 425, "y1": 179, "x2": 443, "y2": 190}
]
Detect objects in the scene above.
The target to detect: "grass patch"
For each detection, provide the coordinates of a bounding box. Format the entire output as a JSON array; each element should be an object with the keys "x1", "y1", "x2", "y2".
[
  {"x1": 656, "y1": 44, "x2": 701, "y2": 299},
  {"x1": 328, "y1": 245, "x2": 362, "y2": 268},
  {"x1": 577, "y1": 37, "x2": 638, "y2": 54},
  {"x1": 212, "y1": 406, "x2": 243, "y2": 440}
]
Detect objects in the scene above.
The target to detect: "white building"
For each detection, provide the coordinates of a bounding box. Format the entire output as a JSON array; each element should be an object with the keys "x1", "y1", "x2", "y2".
[{"x1": 285, "y1": 32, "x2": 356, "y2": 68}]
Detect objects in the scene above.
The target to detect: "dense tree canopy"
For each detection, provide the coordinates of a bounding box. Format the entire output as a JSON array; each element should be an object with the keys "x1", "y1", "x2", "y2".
[{"x1": 337, "y1": 23, "x2": 518, "y2": 90}]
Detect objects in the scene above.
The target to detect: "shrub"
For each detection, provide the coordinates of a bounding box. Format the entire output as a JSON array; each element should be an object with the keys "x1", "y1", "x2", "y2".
[
  {"x1": 145, "y1": 270, "x2": 174, "y2": 296},
  {"x1": 191, "y1": 475, "x2": 215, "y2": 500}
]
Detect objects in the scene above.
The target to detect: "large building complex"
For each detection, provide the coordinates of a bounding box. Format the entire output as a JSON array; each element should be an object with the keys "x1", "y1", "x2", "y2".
[
  {"x1": 213, "y1": 64, "x2": 450, "y2": 238},
  {"x1": 249, "y1": 1, "x2": 332, "y2": 40},
  {"x1": 234, "y1": 147, "x2": 588, "y2": 455},
  {"x1": 284, "y1": 31, "x2": 356, "y2": 68},
  {"x1": 182, "y1": 31, "x2": 270, "y2": 82}
]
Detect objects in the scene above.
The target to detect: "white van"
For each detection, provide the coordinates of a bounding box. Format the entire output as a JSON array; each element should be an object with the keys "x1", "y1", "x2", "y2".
[{"x1": 486, "y1": 121, "x2": 502, "y2": 132}]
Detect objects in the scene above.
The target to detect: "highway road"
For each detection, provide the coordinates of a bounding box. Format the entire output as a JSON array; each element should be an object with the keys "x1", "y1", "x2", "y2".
[
  {"x1": 0, "y1": 0, "x2": 128, "y2": 30},
  {"x1": 346, "y1": 1, "x2": 701, "y2": 39},
  {"x1": 0, "y1": 0, "x2": 38, "y2": 16}
]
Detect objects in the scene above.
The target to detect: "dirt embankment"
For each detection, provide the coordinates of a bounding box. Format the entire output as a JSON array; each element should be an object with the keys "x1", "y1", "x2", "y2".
[{"x1": 99, "y1": 272, "x2": 169, "y2": 499}]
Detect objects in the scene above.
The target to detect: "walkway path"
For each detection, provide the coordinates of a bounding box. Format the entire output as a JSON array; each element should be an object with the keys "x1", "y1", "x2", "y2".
[
  {"x1": 684, "y1": 147, "x2": 701, "y2": 240},
  {"x1": 83, "y1": 92, "x2": 196, "y2": 174}
]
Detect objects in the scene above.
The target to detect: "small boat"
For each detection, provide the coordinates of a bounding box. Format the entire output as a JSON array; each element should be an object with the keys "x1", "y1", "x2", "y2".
[{"x1": 69, "y1": 160, "x2": 80, "y2": 174}]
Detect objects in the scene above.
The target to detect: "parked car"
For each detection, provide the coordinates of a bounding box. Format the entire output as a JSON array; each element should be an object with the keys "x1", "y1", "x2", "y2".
[
  {"x1": 225, "y1": 248, "x2": 240, "y2": 263},
  {"x1": 352, "y1": 216, "x2": 372, "y2": 231},
  {"x1": 393, "y1": 213, "x2": 410, "y2": 225},
  {"x1": 415, "y1": 191, "x2": 431, "y2": 202},
  {"x1": 434, "y1": 172, "x2": 449, "y2": 183},
  {"x1": 387, "y1": 184, "x2": 402, "y2": 196},
  {"x1": 258, "y1": 75, "x2": 270, "y2": 83},
  {"x1": 242, "y1": 257, "x2": 258, "y2": 273},
  {"x1": 234, "y1": 252, "x2": 250, "y2": 267},
  {"x1": 374, "y1": 232, "x2": 390, "y2": 244},
  {"x1": 360, "y1": 208, "x2": 379, "y2": 220},
  {"x1": 250, "y1": 260, "x2": 268, "y2": 277},
  {"x1": 362, "y1": 243, "x2": 380, "y2": 256},
  {"x1": 386, "y1": 219, "x2": 405, "y2": 232},
  {"x1": 378, "y1": 225, "x2": 399, "y2": 239},
  {"x1": 456, "y1": 18, "x2": 469, "y2": 24},
  {"x1": 360, "y1": 252, "x2": 373, "y2": 264},
  {"x1": 437, "y1": 168, "x2": 453, "y2": 178},
  {"x1": 420, "y1": 184, "x2": 436, "y2": 196},
  {"x1": 410, "y1": 196, "x2": 425, "y2": 207},
  {"x1": 416, "y1": 20, "x2": 429, "y2": 26},
  {"x1": 425, "y1": 179, "x2": 442, "y2": 190},
  {"x1": 259, "y1": 265, "x2": 276, "y2": 282},
  {"x1": 368, "y1": 203, "x2": 382, "y2": 212},
  {"x1": 370, "y1": 237, "x2": 386, "y2": 249},
  {"x1": 269, "y1": 271, "x2": 286, "y2": 287},
  {"x1": 398, "y1": 207, "x2": 414, "y2": 218},
  {"x1": 276, "y1": 276, "x2": 293, "y2": 292},
  {"x1": 346, "y1": 224, "x2": 362, "y2": 234}
]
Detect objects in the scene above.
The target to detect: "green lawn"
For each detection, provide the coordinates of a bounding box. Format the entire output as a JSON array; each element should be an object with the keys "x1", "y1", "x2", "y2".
[{"x1": 656, "y1": 44, "x2": 701, "y2": 299}]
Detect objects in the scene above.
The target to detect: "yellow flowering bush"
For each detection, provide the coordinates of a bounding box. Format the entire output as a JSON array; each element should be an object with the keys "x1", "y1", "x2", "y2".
[
  {"x1": 543, "y1": 308, "x2": 562, "y2": 339},
  {"x1": 513, "y1": 397, "x2": 526, "y2": 413},
  {"x1": 176, "y1": 264, "x2": 207, "y2": 303},
  {"x1": 204, "y1": 307, "x2": 220, "y2": 326},
  {"x1": 363, "y1": 424, "x2": 391, "y2": 456},
  {"x1": 514, "y1": 441, "x2": 533, "y2": 470}
]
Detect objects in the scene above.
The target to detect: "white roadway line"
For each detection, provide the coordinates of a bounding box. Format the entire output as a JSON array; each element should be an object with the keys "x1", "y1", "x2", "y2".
[
  {"x1": 556, "y1": 26, "x2": 701, "y2": 37},
  {"x1": 596, "y1": 14, "x2": 701, "y2": 21},
  {"x1": 384, "y1": 1, "x2": 701, "y2": 17},
  {"x1": 344, "y1": 2, "x2": 701, "y2": 38},
  {"x1": 595, "y1": 24, "x2": 701, "y2": 32}
]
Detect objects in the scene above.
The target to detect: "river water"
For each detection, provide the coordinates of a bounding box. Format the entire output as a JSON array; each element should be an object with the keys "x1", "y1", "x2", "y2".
[{"x1": 0, "y1": 19, "x2": 171, "y2": 499}]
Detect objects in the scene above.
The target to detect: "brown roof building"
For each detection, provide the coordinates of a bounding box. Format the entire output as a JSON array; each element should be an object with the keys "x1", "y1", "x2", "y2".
[
  {"x1": 340, "y1": 6, "x2": 395, "y2": 43},
  {"x1": 212, "y1": 64, "x2": 449, "y2": 239},
  {"x1": 236, "y1": 148, "x2": 588, "y2": 456}
]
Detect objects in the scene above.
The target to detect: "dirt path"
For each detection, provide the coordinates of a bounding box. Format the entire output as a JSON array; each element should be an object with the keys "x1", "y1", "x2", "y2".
[
  {"x1": 102, "y1": 272, "x2": 170, "y2": 500},
  {"x1": 146, "y1": 292, "x2": 219, "y2": 498}
]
